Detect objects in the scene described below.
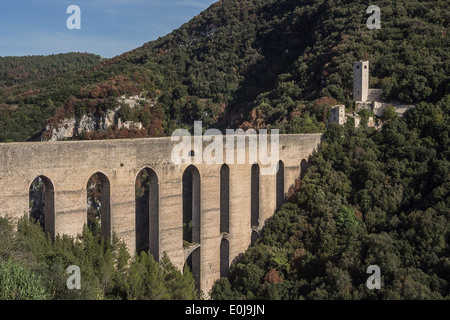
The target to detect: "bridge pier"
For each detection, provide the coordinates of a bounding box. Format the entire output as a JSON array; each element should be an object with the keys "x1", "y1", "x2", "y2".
[
  {"x1": 198, "y1": 164, "x2": 221, "y2": 294},
  {"x1": 156, "y1": 168, "x2": 184, "y2": 270},
  {"x1": 228, "y1": 165, "x2": 252, "y2": 264},
  {"x1": 259, "y1": 171, "x2": 277, "y2": 229}
]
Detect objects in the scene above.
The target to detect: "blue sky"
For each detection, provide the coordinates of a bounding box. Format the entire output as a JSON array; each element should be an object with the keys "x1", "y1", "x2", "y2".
[{"x1": 0, "y1": 0, "x2": 216, "y2": 58}]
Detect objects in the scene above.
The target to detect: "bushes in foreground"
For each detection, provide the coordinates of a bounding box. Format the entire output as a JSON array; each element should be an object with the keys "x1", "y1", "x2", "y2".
[{"x1": 0, "y1": 216, "x2": 199, "y2": 300}]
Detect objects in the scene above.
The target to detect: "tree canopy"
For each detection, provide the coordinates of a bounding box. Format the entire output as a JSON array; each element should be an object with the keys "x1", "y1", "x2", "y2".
[{"x1": 0, "y1": 216, "x2": 199, "y2": 300}]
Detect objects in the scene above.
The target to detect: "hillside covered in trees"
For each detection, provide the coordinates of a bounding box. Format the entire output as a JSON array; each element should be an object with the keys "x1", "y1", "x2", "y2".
[
  {"x1": 0, "y1": 216, "x2": 199, "y2": 300},
  {"x1": 211, "y1": 97, "x2": 450, "y2": 300},
  {"x1": 0, "y1": 0, "x2": 448, "y2": 142},
  {"x1": 0, "y1": 53, "x2": 102, "y2": 88}
]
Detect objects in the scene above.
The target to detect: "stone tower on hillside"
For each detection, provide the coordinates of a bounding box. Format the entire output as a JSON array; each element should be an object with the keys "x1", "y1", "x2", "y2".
[
  {"x1": 329, "y1": 105, "x2": 346, "y2": 125},
  {"x1": 353, "y1": 61, "x2": 369, "y2": 102}
]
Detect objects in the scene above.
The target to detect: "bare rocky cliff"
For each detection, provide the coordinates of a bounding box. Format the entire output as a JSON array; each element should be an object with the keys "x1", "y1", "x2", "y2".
[{"x1": 37, "y1": 95, "x2": 145, "y2": 141}]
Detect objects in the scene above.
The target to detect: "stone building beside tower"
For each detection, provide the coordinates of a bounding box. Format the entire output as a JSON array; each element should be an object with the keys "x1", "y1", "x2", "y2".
[
  {"x1": 328, "y1": 60, "x2": 415, "y2": 128},
  {"x1": 353, "y1": 60, "x2": 414, "y2": 117}
]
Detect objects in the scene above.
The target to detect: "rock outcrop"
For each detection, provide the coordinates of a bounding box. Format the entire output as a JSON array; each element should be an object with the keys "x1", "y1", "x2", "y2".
[{"x1": 40, "y1": 95, "x2": 145, "y2": 141}]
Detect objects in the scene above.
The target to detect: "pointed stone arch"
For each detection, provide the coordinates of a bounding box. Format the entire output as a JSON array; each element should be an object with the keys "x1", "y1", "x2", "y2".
[
  {"x1": 86, "y1": 172, "x2": 111, "y2": 240},
  {"x1": 251, "y1": 163, "x2": 260, "y2": 228},
  {"x1": 182, "y1": 165, "x2": 201, "y2": 289},
  {"x1": 251, "y1": 163, "x2": 260, "y2": 244},
  {"x1": 220, "y1": 164, "x2": 230, "y2": 234},
  {"x1": 135, "y1": 167, "x2": 159, "y2": 260},
  {"x1": 29, "y1": 175, "x2": 55, "y2": 238},
  {"x1": 300, "y1": 159, "x2": 308, "y2": 179},
  {"x1": 276, "y1": 160, "x2": 285, "y2": 211},
  {"x1": 220, "y1": 164, "x2": 230, "y2": 278}
]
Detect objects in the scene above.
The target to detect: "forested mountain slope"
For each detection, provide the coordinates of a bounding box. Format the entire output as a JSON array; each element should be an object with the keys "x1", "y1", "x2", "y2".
[
  {"x1": 0, "y1": 53, "x2": 102, "y2": 88},
  {"x1": 0, "y1": 0, "x2": 448, "y2": 142}
]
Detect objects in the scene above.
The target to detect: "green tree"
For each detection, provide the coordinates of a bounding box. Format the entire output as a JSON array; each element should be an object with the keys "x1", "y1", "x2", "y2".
[
  {"x1": 0, "y1": 259, "x2": 49, "y2": 300},
  {"x1": 160, "y1": 253, "x2": 199, "y2": 300},
  {"x1": 383, "y1": 105, "x2": 397, "y2": 121},
  {"x1": 125, "y1": 251, "x2": 169, "y2": 300}
]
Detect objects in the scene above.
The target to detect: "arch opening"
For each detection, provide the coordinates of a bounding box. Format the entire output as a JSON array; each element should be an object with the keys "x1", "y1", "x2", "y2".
[
  {"x1": 300, "y1": 159, "x2": 308, "y2": 179},
  {"x1": 182, "y1": 165, "x2": 201, "y2": 288},
  {"x1": 87, "y1": 172, "x2": 111, "y2": 240},
  {"x1": 220, "y1": 164, "x2": 230, "y2": 234},
  {"x1": 220, "y1": 238, "x2": 230, "y2": 278},
  {"x1": 220, "y1": 164, "x2": 230, "y2": 278},
  {"x1": 29, "y1": 176, "x2": 55, "y2": 237},
  {"x1": 251, "y1": 163, "x2": 260, "y2": 245},
  {"x1": 251, "y1": 163, "x2": 260, "y2": 228},
  {"x1": 276, "y1": 160, "x2": 285, "y2": 211},
  {"x1": 135, "y1": 167, "x2": 159, "y2": 260}
]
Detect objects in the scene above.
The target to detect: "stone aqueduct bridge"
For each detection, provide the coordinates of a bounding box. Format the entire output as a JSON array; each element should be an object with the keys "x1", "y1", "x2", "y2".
[{"x1": 0, "y1": 133, "x2": 321, "y2": 294}]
